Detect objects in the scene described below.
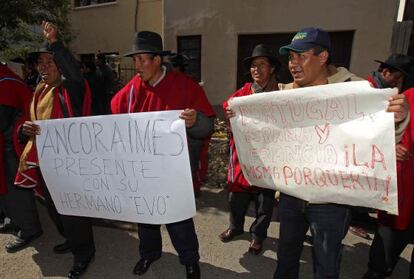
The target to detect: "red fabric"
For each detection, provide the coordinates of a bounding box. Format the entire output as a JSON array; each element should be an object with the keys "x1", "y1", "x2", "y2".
[
  {"x1": 378, "y1": 87, "x2": 414, "y2": 230},
  {"x1": 198, "y1": 138, "x2": 210, "y2": 181},
  {"x1": 111, "y1": 71, "x2": 215, "y2": 194},
  {"x1": 14, "y1": 81, "x2": 92, "y2": 195},
  {"x1": 82, "y1": 80, "x2": 92, "y2": 116},
  {"x1": 223, "y1": 83, "x2": 260, "y2": 193},
  {"x1": 0, "y1": 65, "x2": 33, "y2": 194},
  {"x1": 366, "y1": 75, "x2": 380, "y2": 88},
  {"x1": 111, "y1": 71, "x2": 215, "y2": 117}
]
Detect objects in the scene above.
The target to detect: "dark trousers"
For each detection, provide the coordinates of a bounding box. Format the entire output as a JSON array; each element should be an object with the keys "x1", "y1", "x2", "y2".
[
  {"x1": 0, "y1": 146, "x2": 41, "y2": 239},
  {"x1": 274, "y1": 194, "x2": 351, "y2": 279},
  {"x1": 42, "y1": 178, "x2": 95, "y2": 263},
  {"x1": 138, "y1": 218, "x2": 200, "y2": 265},
  {"x1": 363, "y1": 218, "x2": 414, "y2": 279},
  {"x1": 228, "y1": 189, "x2": 275, "y2": 242}
]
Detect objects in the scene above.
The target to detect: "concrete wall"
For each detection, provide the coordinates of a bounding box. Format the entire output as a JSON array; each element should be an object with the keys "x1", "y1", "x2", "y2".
[
  {"x1": 69, "y1": 0, "x2": 163, "y2": 66},
  {"x1": 164, "y1": 0, "x2": 400, "y2": 106}
]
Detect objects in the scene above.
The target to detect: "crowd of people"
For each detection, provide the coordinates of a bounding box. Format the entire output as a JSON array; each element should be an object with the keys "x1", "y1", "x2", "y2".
[{"x1": 1, "y1": 21, "x2": 414, "y2": 279}]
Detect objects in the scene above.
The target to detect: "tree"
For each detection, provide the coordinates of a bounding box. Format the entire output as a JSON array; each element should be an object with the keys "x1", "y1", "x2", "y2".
[{"x1": 0, "y1": 0, "x2": 73, "y2": 59}]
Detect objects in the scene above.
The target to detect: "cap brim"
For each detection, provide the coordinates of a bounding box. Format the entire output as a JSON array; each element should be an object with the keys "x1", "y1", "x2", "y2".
[
  {"x1": 124, "y1": 50, "x2": 171, "y2": 57},
  {"x1": 279, "y1": 45, "x2": 313, "y2": 55}
]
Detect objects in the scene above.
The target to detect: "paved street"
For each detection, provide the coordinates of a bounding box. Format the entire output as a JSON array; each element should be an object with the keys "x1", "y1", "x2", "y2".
[{"x1": 0, "y1": 185, "x2": 412, "y2": 279}]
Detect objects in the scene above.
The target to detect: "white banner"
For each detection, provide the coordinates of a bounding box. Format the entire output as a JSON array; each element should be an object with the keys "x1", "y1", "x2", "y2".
[
  {"x1": 229, "y1": 81, "x2": 398, "y2": 214},
  {"x1": 36, "y1": 111, "x2": 196, "y2": 224}
]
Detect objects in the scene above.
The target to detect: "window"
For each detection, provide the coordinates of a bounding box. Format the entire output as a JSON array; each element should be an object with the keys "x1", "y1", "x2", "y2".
[
  {"x1": 74, "y1": 0, "x2": 116, "y2": 8},
  {"x1": 177, "y1": 35, "x2": 202, "y2": 82}
]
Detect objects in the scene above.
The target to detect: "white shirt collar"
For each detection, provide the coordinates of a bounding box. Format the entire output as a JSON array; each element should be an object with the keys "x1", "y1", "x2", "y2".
[{"x1": 152, "y1": 65, "x2": 167, "y2": 87}]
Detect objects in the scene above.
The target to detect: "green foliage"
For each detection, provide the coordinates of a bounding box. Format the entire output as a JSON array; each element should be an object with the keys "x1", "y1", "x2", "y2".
[{"x1": 0, "y1": 0, "x2": 74, "y2": 60}]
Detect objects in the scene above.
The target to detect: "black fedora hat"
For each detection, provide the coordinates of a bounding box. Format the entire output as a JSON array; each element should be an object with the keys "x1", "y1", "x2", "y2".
[
  {"x1": 169, "y1": 53, "x2": 189, "y2": 67},
  {"x1": 243, "y1": 44, "x2": 281, "y2": 70},
  {"x1": 124, "y1": 31, "x2": 171, "y2": 57},
  {"x1": 28, "y1": 42, "x2": 53, "y2": 60},
  {"x1": 375, "y1": 54, "x2": 412, "y2": 77}
]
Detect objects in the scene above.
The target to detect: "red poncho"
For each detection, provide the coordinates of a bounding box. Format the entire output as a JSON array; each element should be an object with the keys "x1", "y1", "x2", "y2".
[
  {"x1": 378, "y1": 87, "x2": 414, "y2": 230},
  {"x1": 0, "y1": 65, "x2": 33, "y2": 194},
  {"x1": 14, "y1": 81, "x2": 91, "y2": 196},
  {"x1": 223, "y1": 83, "x2": 258, "y2": 193},
  {"x1": 111, "y1": 70, "x2": 215, "y2": 117}
]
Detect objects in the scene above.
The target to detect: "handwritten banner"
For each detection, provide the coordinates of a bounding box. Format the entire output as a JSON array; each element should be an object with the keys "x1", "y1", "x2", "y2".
[
  {"x1": 36, "y1": 111, "x2": 196, "y2": 224},
  {"x1": 229, "y1": 81, "x2": 398, "y2": 214}
]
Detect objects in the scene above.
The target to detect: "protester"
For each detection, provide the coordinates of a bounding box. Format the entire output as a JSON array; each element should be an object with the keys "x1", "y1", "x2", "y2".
[
  {"x1": 96, "y1": 53, "x2": 116, "y2": 113},
  {"x1": 219, "y1": 44, "x2": 279, "y2": 254},
  {"x1": 273, "y1": 27, "x2": 409, "y2": 279},
  {"x1": 81, "y1": 60, "x2": 105, "y2": 115},
  {"x1": 367, "y1": 54, "x2": 412, "y2": 89},
  {"x1": 14, "y1": 21, "x2": 95, "y2": 279},
  {"x1": 23, "y1": 54, "x2": 40, "y2": 91},
  {"x1": 362, "y1": 81, "x2": 414, "y2": 279},
  {"x1": 348, "y1": 53, "x2": 413, "y2": 240},
  {"x1": 111, "y1": 31, "x2": 215, "y2": 279},
  {"x1": 169, "y1": 53, "x2": 189, "y2": 73},
  {"x1": 0, "y1": 62, "x2": 42, "y2": 252}
]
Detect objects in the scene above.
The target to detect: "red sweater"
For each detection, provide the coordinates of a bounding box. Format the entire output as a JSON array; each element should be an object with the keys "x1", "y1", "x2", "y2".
[
  {"x1": 0, "y1": 66, "x2": 32, "y2": 194},
  {"x1": 223, "y1": 83, "x2": 261, "y2": 193},
  {"x1": 378, "y1": 87, "x2": 414, "y2": 230},
  {"x1": 111, "y1": 70, "x2": 215, "y2": 117}
]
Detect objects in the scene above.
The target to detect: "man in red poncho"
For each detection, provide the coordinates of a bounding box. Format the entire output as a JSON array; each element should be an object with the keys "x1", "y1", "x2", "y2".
[
  {"x1": 349, "y1": 54, "x2": 413, "y2": 240},
  {"x1": 367, "y1": 54, "x2": 412, "y2": 90},
  {"x1": 111, "y1": 31, "x2": 215, "y2": 279},
  {"x1": 0, "y1": 62, "x2": 42, "y2": 251},
  {"x1": 15, "y1": 21, "x2": 95, "y2": 279},
  {"x1": 219, "y1": 44, "x2": 279, "y2": 254},
  {"x1": 363, "y1": 82, "x2": 414, "y2": 278}
]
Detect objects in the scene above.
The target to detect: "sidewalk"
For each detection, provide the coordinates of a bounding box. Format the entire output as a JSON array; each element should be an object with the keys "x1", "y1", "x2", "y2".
[{"x1": 0, "y1": 185, "x2": 412, "y2": 279}]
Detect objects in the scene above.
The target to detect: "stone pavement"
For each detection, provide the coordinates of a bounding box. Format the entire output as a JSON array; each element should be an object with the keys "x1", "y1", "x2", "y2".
[{"x1": 0, "y1": 185, "x2": 412, "y2": 279}]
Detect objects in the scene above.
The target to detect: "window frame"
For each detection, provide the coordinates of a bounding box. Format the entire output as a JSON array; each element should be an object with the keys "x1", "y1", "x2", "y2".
[{"x1": 177, "y1": 35, "x2": 202, "y2": 82}]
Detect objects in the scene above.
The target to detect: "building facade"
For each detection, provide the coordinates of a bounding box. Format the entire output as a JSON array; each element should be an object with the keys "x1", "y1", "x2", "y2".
[
  {"x1": 68, "y1": 0, "x2": 405, "y2": 107},
  {"x1": 69, "y1": 0, "x2": 163, "y2": 81},
  {"x1": 163, "y1": 0, "x2": 402, "y2": 106}
]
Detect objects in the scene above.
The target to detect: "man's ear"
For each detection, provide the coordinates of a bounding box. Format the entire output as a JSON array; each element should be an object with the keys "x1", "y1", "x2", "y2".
[
  {"x1": 154, "y1": 55, "x2": 162, "y2": 67},
  {"x1": 318, "y1": 50, "x2": 329, "y2": 65}
]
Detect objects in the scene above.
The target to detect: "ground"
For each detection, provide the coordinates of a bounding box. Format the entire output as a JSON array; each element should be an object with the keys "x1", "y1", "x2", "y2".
[{"x1": 0, "y1": 184, "x2": 412, "y2": 279}]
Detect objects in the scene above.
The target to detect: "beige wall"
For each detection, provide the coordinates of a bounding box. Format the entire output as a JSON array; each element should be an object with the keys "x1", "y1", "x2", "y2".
[
  {"x1": 69, "y1": 0, "x2": 163, "y2": 65},
  {"x1": 164, "y1": 0, "x2": 400, "y2": 106}
]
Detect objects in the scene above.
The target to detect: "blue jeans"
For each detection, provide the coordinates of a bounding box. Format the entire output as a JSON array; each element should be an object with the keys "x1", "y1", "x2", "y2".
[{"x1": 274, "y1": 194, "x2": 351, "y2": 279}]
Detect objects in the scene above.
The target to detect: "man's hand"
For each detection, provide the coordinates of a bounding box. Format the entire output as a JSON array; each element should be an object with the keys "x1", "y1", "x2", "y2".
[
  {"x1": 22, "y1": 121, "x2": 41, "y2": 137},
  {"x1": 41, "y1": 20, "x2": 58, "y2": 44},
  {"x1": 396, "y1": 144, "x2": 412, "y2": 161},
  {"x1": 387, "y1": 94, "x2": 409, "y2": 123},
  {"x1": 224, "y1": 107, "x2": 236, "y2": 119},
  {"x1": 180, "y1": 108, "x2": 197, "y2": 128}
]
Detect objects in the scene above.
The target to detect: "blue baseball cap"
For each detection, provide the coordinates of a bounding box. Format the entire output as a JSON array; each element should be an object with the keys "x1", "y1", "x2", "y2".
[{"x1": 279, "y1": 27, "x2": 331, "y2": 55}]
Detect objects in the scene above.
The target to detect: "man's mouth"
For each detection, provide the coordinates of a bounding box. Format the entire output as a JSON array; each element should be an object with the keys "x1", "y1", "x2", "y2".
[{"x1": 290, "y1": 69, "x2": 303, "y2": 77}]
